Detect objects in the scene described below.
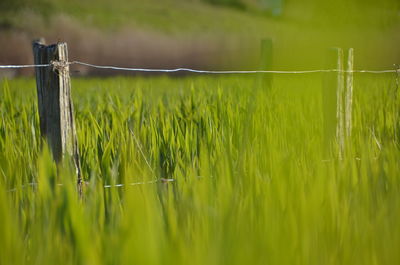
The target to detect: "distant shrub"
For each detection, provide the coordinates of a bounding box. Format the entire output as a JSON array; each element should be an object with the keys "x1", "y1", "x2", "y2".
[
  {"x1": 0, "y1": 0, "x2": 25, "y2": 12},
  {"x1": 203, "y1": 0, "x2": 246, "y2": 9},
  {"x1": 0, "y1": 0, "x2": 55, "y2": 15}
]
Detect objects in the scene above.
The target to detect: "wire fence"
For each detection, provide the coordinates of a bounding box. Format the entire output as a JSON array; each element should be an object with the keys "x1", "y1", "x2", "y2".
[
  {"x1": 1, "y1": 60, "x2": 399, "y2": 192},
  {"x1": 0, "y1": 61, "x2": 399, "y2": 74}
]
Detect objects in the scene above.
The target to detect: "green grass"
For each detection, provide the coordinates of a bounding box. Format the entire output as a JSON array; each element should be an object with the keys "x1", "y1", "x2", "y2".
[{"x1": 0, "y1": 74, "x2": 399, "y2": 264}]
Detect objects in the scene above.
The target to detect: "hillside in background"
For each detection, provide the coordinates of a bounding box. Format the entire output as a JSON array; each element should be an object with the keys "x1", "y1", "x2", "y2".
[{"x1": 0, "y1": 0, "x2": 399, "y2": 76}]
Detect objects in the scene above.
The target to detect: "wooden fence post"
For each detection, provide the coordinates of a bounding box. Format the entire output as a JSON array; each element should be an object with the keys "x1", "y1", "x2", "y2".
[
  {"x1": 323, "y1": 47, "x2": 345, "y2": 159},
  {"x1": 32, "y1": 40, "x2": 82, "y2": 191},
  {"x1": 345, "y1": 48, "x2": 354, "y2": 138},
  {"x1": 336, "y1": 48, "x2": 345, "y2": 159},
  {"x1": 259, "y1": 38, "x2": 273, "y2": 89}
]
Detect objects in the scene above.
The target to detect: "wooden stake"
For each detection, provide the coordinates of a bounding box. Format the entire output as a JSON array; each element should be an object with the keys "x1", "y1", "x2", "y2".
[
  {"x1": 323, "y1": 48, "x2": 345, "y2": 158},
  {"x1": 336, "y1": 48, "x2": 345, "y2": 159},
  {"x1": 32, "y1": 40, "x2": 82, "y2": 191},
  {"x1": 259, "y1": 39, "x2": 273, "y2": 89},
  {"x1": 345, "y1": 48, "x2": 354, "y2": 138}
]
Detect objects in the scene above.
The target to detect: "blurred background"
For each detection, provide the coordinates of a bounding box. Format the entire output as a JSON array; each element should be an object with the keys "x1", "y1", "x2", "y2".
[{"x1": 0, "y1": 0, "x2": 399, "y2": 77}]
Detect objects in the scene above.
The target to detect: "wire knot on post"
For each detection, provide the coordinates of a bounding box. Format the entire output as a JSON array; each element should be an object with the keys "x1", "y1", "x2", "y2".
[{"x1": 50, "y1": 60, "x2": 69, "y2": 74}]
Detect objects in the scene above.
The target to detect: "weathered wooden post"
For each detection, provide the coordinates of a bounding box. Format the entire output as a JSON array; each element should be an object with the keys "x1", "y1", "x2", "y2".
[
  {"x1": 322, "y1": 48, "x2": 345, "y2": 159},
  {"x1": 32, "y1": 39, "x2": 82, "y2": 192}
]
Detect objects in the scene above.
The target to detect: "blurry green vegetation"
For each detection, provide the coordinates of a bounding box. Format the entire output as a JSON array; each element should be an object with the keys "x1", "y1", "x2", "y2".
[
  {"x1": 0, "y1": 0, "x2": 399, "y2": 31},
  {"x1": 0, "y1": 0, "x2": 55, "y2": 23},
  {"x1": 0, "y1": 0, "x2": 399, "y2": 263},
  {"x1": 1, "y1": 73, "x2": 399, "y2": 264},
  {"x1": 0, "y1": 0, "x2": 398, "y2": 70}
]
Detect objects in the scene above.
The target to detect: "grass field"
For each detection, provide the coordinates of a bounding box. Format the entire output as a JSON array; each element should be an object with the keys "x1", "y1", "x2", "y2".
[{"x1": 1, "y1": 73, "x2": 399, "y2": 264}]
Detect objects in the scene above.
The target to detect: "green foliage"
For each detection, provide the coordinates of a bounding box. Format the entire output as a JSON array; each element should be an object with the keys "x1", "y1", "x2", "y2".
[{"x1": 0, "y1": 74, "x2": 399, "y2": 264}]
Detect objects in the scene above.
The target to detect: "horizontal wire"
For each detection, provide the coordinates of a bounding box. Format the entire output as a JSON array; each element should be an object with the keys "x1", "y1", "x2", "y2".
[
  {"x1": 353, "y1": 69, "x2": 398, "y2": 73},
  {"x1": 0, "y1": 64, "x2": 50, "y2": 69},
  {"x1": 6, "y1": 178, "x2": 175, "y2": 193},
  {"x1": 103, "y1": 178, "x2": 174, "y2": 188},
  {"x1": 71, "y1": 61, "x2": 342, "y2": 74},
  {"x1": 72, "y1": 61, "x2": 399, "y2": 74},
  {"x1": 0, "y1": 61, "x2": 398, "y2": 74}
]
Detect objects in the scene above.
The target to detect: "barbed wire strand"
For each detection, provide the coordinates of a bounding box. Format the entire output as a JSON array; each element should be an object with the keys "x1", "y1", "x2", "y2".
[{"x1": 0, "y1": 61, "x2": 398, "y2": 74}]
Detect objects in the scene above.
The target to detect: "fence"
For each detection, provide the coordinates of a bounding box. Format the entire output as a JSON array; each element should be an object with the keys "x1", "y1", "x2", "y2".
[{"x1": 1, "y1": 39, "x2": 399, "y2": 194}]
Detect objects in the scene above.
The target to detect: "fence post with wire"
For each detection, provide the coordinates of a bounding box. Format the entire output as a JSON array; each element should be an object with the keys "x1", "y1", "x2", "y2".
[
  {"x1": 32, "y1": 39, "x2": 82, "y2": 193},
  {"x1": 322, "y1": 47, "x2": 354, "y2": 160}
]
